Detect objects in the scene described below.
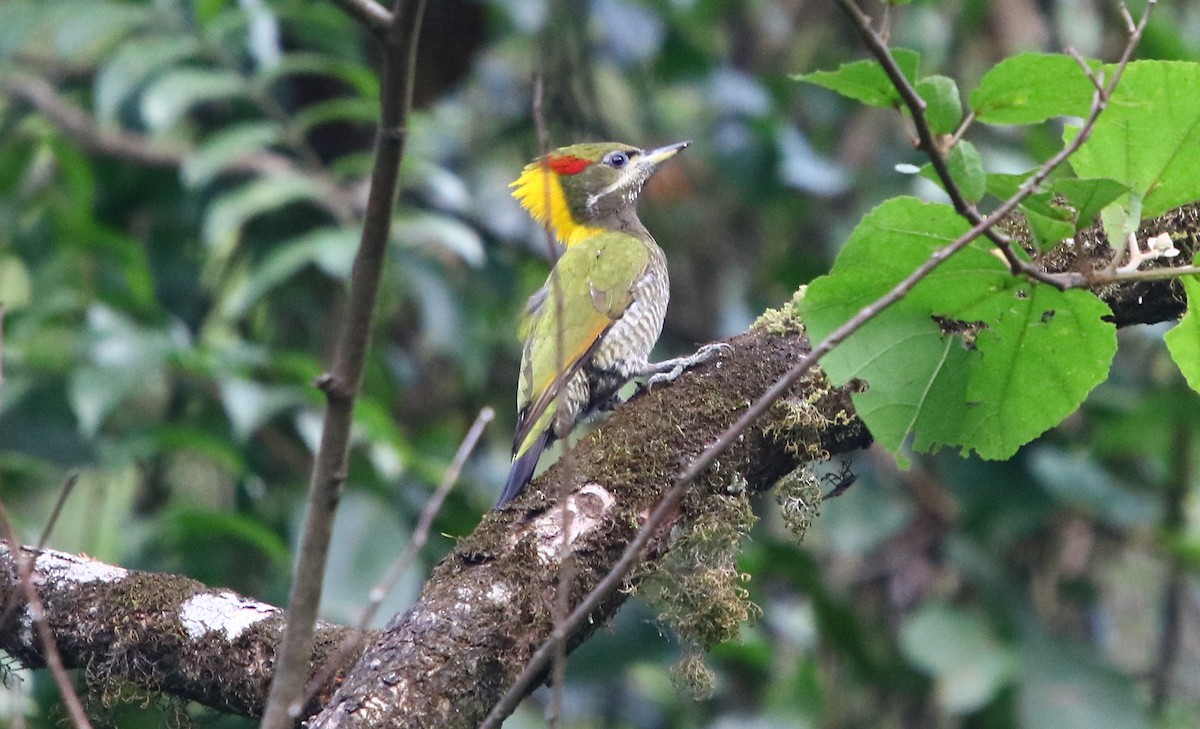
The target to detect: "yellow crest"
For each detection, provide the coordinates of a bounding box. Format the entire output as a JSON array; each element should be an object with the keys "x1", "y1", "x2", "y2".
[{"x1": 510, "y1": 158, "x2": 604, "y2": 248}]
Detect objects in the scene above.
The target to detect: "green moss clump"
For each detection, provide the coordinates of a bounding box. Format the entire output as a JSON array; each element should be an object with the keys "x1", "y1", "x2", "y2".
[
  {"x1": 751, "y1": 288, "x2": 807, "y2": 336},
  {"x1": 635, "y1": 489, "x2": 760, "y2": 698}
]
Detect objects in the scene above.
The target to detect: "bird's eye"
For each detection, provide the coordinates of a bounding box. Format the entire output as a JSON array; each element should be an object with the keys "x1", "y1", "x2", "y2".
[{"x1": 606, "y1": 151, "x2": 629, "y2": 168}]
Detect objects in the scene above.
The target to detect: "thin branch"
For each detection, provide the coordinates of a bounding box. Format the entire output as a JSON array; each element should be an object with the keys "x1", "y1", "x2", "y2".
[
  {"x1": 2, "y1": 72, "x2": 186, "y2": 167},
  {"x1": 0, "y1": 505, "x2": 92, "y2": 729},
  {"x1": 480, "y1": 8, "x2": 1154, "y2": 721},
  {"x1": 330, "y1": 0, "x2": 393, "y2": 37},
  {"x1": 256, "y1": 0, "x2": 429, "y2": 726},
  {"x1": 298, "y1": 406, "x2": 494, "y2": 709}
]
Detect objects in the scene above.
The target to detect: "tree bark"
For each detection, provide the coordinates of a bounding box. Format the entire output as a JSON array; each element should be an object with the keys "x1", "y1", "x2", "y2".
[{"x1": 0, "y1": 546, "x2": 361, "y2": 718}]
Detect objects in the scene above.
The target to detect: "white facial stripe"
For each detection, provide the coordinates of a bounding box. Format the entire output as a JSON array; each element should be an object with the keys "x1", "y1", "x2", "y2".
[{"x1": 589, "y1": 161, "x2": 648, "y2": 205}]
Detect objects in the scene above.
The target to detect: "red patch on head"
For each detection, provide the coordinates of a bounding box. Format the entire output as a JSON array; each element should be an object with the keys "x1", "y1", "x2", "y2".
[{"x1": 544, "y1": 155, "x2": 592, "y2": 175}]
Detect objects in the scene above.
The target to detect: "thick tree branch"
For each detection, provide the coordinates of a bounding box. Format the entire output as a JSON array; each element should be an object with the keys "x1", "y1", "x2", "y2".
[{"x1": 0, "y1": 545, "x2": 362, "y2": 719}]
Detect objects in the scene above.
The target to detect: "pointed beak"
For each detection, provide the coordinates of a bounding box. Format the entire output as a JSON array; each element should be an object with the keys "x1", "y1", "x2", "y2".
[{"x1": 640, "y1": 140, "x2": 690, "y2": 168}]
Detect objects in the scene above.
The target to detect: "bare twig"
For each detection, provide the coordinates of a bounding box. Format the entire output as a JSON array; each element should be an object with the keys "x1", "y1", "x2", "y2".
[
  {"x1": 479, "y1": 8, "x2": 1154, "y2": 722},
  {"x1": 330, "y1": 0, "x2": 393, "y2": 37},
  {"x1": 298, "y1": 406, "x2": 494, "y2": 708},
  {"x1": 0, "y1": 504, "x2": 92, "y2": 729}
]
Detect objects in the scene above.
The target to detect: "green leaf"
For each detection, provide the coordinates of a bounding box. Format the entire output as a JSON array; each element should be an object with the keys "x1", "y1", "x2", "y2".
[
  {"x1": 95, "y1": 35, "x2": 201, "y2": 124},
  {"x1": 201, "y1": 173, "x2": 329, "y2": 273},
  {"x1": 292, "y1": 97, "x2": 380, "y2": 134},
  {"x1": 0, "y1": 1, "x2": 148, "y2": 61},
  {"x1": 945, "y1": 141, "x2": 986, "y2": 203},
  {"x1": 972, "y1": 53, "x2": 1099, "y2": 125},
  {"x1": 393, "y1": 213, "x2": 485, "y2": 268},
  {"x1": 1049, "y1": 177, "x2": 1128, "y2": 230},
  {"x1": 167, "y1": 509, "x2": 291, "y2": 568},
  {"x1": 217, "y1": 226, "x2": 358, "y2": 319},
  {"x1": 1165, "y1": 272, "x2": 1200, "y2": 395},
  {"x1": 218, "y1": 377, "x2": 308, "y2": 442},
  {"x1": 800, "y1": 198, "x2": 1117, "y2": 465},
  {"x1": 261, "y1": 52, "x2": 380, "y2": 98},
  {"x1": 140, "y1": 67, "x2": 248, "y2": 132},
  {"x1": 793, "y1": 48, "x2": 921, "y2": 108},
  {"x1": 901, "y1": 603, "x2": 1018, "y2": 714},
  {"x1": 914, "y1": 75, "x2": 962, "y2": 135},
  {"x1": 0, "y1": 254, "x2": 32, "y2": 310},
  {"x1": 69, "y1": 305, "x2": 185, "y2": 438},
  {"x1": 1020, "y1": 192, "x2": 1076, "y2": 250},
  {"x1": 1069, "y1": 61, "x2": 1200, "y2": 219},
  {"x1": 1027, "y1": 447, "x2": 1159, "y2": 527},
  {"x1": 182, "y1": 121, "x2": 282, "y2": 188},
  {"x1": 985, "y1": 171, "x2": 1030, "y2": 202}
]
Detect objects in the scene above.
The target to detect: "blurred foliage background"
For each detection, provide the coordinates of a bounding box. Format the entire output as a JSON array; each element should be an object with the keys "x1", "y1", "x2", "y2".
[{"x1": 1, "y1": 0, "x2": 1199, "y2": 727}]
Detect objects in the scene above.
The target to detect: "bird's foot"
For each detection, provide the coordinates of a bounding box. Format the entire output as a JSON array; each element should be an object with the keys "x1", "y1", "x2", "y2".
[{"x1": 643, "y1": 342, "x2": 731, "y2": 390}]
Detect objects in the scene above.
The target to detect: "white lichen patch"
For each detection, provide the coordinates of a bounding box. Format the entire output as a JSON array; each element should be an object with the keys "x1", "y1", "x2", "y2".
[
  {"x1": 487, "y1": 583, "x2": 511, "y2": 604},
  {"x1": 180, "y1": 591, "x2": 277, "y2": 641},
  {"x1": 17, "y1": 547, "x2": 130, "y2": 586},
  {"x1": 519, "y1": 483, "x2": 616, "y2": 564}
]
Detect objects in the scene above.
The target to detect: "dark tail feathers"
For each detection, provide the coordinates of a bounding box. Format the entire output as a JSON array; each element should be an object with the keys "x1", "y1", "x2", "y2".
[{"x1": 496, "y1": 431, "x2": 552, "y2": 507}]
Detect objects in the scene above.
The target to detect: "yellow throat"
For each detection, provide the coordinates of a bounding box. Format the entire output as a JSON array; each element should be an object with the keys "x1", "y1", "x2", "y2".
[{"x1": 510, "y1": 158, "x2": 605, "y2": 247}]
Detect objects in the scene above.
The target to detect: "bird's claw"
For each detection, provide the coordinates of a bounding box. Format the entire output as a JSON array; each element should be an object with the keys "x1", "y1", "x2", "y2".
[{"x1": 643, "y1": 342, "x2": 731, "y2": 390}]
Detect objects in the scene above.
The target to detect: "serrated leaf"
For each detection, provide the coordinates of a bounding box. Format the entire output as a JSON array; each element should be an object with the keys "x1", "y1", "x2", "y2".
[
  {"x1": 972, "y1": 53, "x2": 1100, "y2": 125},
  {"x1": 140, "y1": 67, "x2": 248, "y2": 132},
  {"x1": 1069, "y1": 61, "x2": 1200, "y2": 219},
  {"x1": 1048, "y1": 177, "x2": 1128, "y2": 230},
  {"x1": 1165, "y1": 272, "x2": 1200, "y2": 394},
  {"x1": 182, "y1": 122, "x2": 282, "y2": 188},
  {"x1": 95, "y1": 35, "x2": 201, "y2": 124},
  {"x1": 793, "y1": 48, "x2": 921, "y2": 108},
  {"x1": 800, "y1": 198, "x2": 1117, "y2": 465},
  {"x1": 901, "y1": 604, "x2": 1018, "y2": 714},
  {"x1": 914, "y1": 283, "x2": 1116, "y2": 459},
  {"x1": 914, "y1": 75, "x2": 962, "y2": 135}
]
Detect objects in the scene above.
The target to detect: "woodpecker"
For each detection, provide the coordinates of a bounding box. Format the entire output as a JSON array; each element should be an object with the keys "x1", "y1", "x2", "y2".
[{"x1": 498, "y1": 141, "x2": 724, "y2": 507}]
